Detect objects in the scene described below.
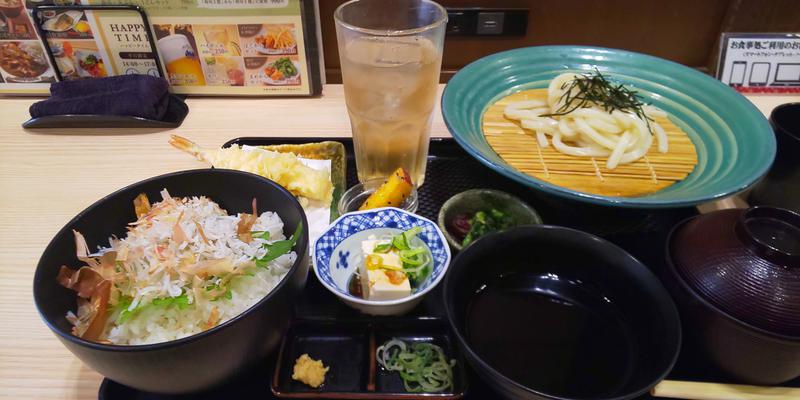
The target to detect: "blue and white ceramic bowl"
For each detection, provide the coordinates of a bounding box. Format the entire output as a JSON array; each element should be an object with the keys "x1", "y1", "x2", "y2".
[{"x1": 312, "y1": 207, "x2": 452, "y2": 315}]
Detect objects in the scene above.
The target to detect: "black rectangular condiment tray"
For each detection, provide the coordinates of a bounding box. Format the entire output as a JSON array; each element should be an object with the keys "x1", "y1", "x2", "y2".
[
  {"x1": 271, "y1": 318, "x2": 467, "y2": 399},
  {"x1": 98, "y1": 137, "x2": 798, "y2": 400}
]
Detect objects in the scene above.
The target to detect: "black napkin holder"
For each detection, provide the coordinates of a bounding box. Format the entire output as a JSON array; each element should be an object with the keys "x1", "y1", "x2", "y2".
[{"x1": 22, "y1": 93, "x2": 188, "y2": 129}]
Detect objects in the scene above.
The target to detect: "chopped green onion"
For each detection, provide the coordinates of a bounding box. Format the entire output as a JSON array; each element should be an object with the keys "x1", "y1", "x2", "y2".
[
  {"x1": 376, "y1": 338, "x2": 456, "y2": 393},
  {"x1": 386, "y1": 227, "x2": 432, "y2": 285},
  {"x1": 117, "y1": 293, "x2": 191, "y2": 323},
  {"x1": 373, "y1": 243, "x2": 392, "y2": 253},
  {"x1": 391, "y1": 226, "x2": 422, "y2": 251},
  {"x1": 392, "y1": 233, "x2": 409, "y2": 251},
  {"x1": 399, "y1": 248, "x2": 426, "y2": 266},
  {"x1": 152, "y1": 294, "x2": 190, "y2": 309},
  {"x1": 115, "y1": 295, "x2": 134, "y2": 323},
  {"x1": 400, "y1": 248, "x2": 426, "y2": 258},
  {"x1": 251, "y1": 230, "x2": 271, "y2": 240},
  {"x1": 403, "y1": 227, "x2": 423, "y2": 243},
  {"x1": 366, "y1": 227, "x2": 433, "y2": 287}
]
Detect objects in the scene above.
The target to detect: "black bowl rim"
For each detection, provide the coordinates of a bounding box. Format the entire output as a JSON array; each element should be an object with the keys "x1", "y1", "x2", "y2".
[
  {"x1": 443, "y1": 224, "x2": 682, "y2": 400},
  {"x1": 770, "y1": 102, "x2": 800, "y2": 143},
  {"x1": 665, "y1": 213, "x2": 800, "y2": 343},
  {"x1": 33, "y1": 168, "x2": 310, "y2": 352}
]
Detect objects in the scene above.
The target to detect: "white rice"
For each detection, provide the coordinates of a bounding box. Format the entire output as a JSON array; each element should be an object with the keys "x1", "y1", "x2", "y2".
[
  {"x1": 105, "y1": 255, "x2": 294, "y2": 345},
  {"x1": 95, "y1": 194, "x2": 296, "y2": 345}
]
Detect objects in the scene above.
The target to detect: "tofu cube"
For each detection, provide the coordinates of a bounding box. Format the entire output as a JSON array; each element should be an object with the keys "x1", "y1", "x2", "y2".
[
  {"x1": 360, "y1": 239, "x2": 411, "y2": 301},
  {"x1": 366, "y1": 268, "x2": 411, "y2": 301}
]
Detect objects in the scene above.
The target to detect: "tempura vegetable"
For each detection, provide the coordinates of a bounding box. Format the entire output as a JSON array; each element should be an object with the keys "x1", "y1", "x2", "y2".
[
  {"x1": 169, "y1": 135, "x2": 333, "y2": 204},
  {"x1": 360, "y1": 167, "x2": 414, "y2": 210}
]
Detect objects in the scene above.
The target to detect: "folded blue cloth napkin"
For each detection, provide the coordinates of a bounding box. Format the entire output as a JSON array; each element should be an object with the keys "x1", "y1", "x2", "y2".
[{"x1": 30, "y1": 75, "x2": 172, "y2": 121}]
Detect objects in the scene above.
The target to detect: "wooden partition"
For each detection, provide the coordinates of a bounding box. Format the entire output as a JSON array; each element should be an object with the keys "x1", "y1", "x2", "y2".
[{"x1": 319, "y1": 0, "x2": 800, "y2": 83}]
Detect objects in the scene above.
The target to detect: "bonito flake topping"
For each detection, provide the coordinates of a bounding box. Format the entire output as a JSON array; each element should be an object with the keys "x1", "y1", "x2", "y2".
[{"x1": 58, "y1": 189, "x2": 300, "y2": 345}]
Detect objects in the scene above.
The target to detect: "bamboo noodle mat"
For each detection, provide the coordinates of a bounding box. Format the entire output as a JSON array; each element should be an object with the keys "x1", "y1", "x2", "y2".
[{"x1": 482, "y1": 89, "x2": 698, "y2": 197}]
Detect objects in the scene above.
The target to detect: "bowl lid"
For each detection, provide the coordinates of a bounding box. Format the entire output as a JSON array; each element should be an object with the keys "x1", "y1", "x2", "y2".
[{"x1": 669, "y1": 207, "x2": 800, "y2": 337}]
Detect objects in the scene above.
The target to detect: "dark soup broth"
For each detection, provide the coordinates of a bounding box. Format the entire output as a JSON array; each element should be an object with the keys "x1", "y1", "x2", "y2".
[{"x1": 466, "y1": 272, "x2": 635, "y2": 398}]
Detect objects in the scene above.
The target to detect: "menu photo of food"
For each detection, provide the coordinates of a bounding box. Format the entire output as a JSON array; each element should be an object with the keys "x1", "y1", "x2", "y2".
[
  {"x1": 26, "y1": 0, "x2": 78, "y2": 6},
  {"x1": 194, "y1": 24, "x2": 241, "y2": 58},
  {"x1": 49, "y1": 40, "x2": 107, "y2": 80},
  {"x1": 39, "y1": 9, "x2": 93, "y2": 39},
  {"x1": 24, "y1": 0, "x2": 52, "y2": 8},
  {"x1": 0, "y1": 0, "x2": 37, "y2": 40},
  {"x1": 240, "y1": 23, "x2": 297, "y2": 57},
  {"x1": 263, "y1": 56, "x2": 300, "y2": 86},
  {"x1": 153, "y1": 23, "x2": 198, "y2": 55},
  {"x1": 202, "y1": 55, "x2": 244, "y2": 87},
  {"x1": 0, "y1": 40, "x2": 54, "y2": 82},
  {"x1": 244, "y1": 56, "x2": 301, "y2": 87},
  {"x1": 154, "y1": 24, "x2": 205, "y2": 87}
]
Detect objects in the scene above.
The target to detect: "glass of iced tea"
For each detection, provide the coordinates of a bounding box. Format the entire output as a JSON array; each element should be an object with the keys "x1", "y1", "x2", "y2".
[{"x1": 335, "y1": 0, "x2": 446, "y2": 186}]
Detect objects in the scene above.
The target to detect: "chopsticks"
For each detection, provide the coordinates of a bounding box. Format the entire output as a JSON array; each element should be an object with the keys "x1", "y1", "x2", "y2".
[{"x1": 652, "y1": 380, "x2": 800, "y2": 400}]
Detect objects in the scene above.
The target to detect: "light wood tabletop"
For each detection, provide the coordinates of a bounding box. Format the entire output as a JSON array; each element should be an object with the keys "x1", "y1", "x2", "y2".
[{"x1": 0, "y1": 85, "x2": 797, "y2": 400}]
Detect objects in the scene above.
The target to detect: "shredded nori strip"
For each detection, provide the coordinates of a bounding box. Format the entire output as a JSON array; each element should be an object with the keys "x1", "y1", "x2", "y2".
[{"x1": 540, "y1": 69, "x2": 654, "y2": 133}]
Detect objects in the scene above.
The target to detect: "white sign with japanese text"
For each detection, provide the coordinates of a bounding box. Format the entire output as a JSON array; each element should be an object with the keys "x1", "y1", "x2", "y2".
[{"x1": 717, "y1": 33, "x2": 800, "y2": 93}]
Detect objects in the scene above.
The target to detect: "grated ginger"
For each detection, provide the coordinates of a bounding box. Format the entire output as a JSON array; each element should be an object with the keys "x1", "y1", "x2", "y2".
[{"x1": 292, "y1": 354, "x2": 329, "y2": 388}]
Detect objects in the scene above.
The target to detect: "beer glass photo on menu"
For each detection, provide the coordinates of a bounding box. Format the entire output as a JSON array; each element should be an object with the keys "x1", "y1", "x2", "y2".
[
  {"x1": 157, "y1": 34, "x2": 206, "y2": 86},
  {"x1": 335, "y1": 0, "x2": 446, "y2": 186}
]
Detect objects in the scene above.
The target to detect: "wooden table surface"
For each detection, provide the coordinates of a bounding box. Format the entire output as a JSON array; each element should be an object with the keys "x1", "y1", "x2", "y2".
[{"x1": 0, "y1": 85, "x2": 796, "y2": 400}]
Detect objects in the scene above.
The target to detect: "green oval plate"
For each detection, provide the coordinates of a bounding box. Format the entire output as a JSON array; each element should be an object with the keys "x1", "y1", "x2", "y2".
[{"x1": 441, "y1": 46, "x2": 776, "y2": 208}]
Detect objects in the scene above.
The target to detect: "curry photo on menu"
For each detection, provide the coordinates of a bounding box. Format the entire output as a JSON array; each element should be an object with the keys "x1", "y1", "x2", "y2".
[{"x1": 0, "y1": 40, "x2": 55, "y2": 82}]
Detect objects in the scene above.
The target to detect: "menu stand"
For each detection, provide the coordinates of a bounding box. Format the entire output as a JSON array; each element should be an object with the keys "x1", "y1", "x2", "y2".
[{"x1": 24, "y1": 4, "x2": 186, "y2": 129}]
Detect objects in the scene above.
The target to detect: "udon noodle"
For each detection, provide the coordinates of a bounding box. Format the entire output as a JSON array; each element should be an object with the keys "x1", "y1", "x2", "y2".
[{"x1": 503, "y1": 72, "x2": 669, "y2": 169}]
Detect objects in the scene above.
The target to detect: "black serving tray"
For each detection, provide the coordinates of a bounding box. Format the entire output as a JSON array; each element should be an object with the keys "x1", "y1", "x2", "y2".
[{"x1": 98, "y1": 137, "x2": 798, "y2": 399}]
